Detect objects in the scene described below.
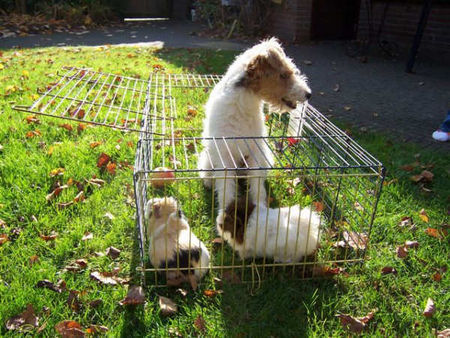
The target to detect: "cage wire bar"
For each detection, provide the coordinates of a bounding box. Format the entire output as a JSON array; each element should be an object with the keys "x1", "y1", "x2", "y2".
[{"x1": 13, "y1": 67, "x2": 384, "y2": 287}]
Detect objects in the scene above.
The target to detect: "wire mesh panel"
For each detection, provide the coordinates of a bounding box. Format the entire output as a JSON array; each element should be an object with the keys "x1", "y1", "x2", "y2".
[
  {"x1": 12, "y1": 67, "x2": 223, "y2": 135},
  {"x1": 134, "y1": 95, "x2": 385, "y2": 286}
]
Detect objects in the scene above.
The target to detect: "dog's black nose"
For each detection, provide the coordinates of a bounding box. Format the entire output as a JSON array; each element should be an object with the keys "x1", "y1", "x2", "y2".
[{"x1": 305, "y1": 92, "x2": 311, "y2": 100}]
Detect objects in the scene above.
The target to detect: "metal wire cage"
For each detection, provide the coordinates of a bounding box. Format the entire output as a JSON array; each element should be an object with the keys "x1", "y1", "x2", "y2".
[
  {"x1": 13, "y1": 67, "x2": 384, "y2": 287},
  {"x1": 133, "y1": 76, "x2": 385, "y2": 287}
]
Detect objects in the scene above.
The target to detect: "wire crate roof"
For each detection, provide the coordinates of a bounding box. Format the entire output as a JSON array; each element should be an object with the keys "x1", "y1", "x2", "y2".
[{"x1": 13, "y1": 66, "x2": 223, "y2": 135}]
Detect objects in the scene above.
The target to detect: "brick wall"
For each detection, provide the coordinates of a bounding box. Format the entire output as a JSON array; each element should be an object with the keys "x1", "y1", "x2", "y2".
[
  {"x1": 268, "y1": 0, "x2": 312, "y2": 43},
  {"x1": 357, "y1": 1, "x2": 450, "y2": 53}
]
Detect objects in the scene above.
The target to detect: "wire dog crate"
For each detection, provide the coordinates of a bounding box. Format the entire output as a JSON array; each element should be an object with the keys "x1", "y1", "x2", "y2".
[{"x1": 14, "y1": 67, "x2": 385, "y2": 288}]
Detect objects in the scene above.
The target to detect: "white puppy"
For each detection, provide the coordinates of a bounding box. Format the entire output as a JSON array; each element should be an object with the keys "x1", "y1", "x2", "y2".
[
  {"x1": 144, "y1": 197, "x2": 210, "y2": 281},
  {"x1": 198, "y1": 38, "x2": 311, "y2": 210},
  {"x1": 216, "y1": 197, "x2": 320, "y2": 262}
]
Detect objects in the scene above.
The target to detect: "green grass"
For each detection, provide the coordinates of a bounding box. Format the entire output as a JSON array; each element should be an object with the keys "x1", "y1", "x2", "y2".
[{"x1": 0, "y1": 45, "x2": 449, "y2": 337}]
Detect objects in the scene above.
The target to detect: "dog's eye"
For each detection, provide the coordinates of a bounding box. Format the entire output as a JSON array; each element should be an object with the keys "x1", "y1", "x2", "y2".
[{"x1": 280, "y1": 73, "x2": 289, "y2": 79}]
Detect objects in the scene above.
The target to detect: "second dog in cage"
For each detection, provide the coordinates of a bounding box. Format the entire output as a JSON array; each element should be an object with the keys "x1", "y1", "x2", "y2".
[
  {"x1": 145, "y1": 197, "x2": 210, "y2": 282},
  {"x1": 216, "y1": 197, "x2": 321, "y2": 262},
  {"x1": 198, "y1": 37, "x2": 311, "y2": 211}
]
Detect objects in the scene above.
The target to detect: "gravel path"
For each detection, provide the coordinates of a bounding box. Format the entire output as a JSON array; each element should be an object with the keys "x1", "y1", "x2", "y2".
[{"x1": 1, "y1": 20, "x2": 449, "y2": 150}]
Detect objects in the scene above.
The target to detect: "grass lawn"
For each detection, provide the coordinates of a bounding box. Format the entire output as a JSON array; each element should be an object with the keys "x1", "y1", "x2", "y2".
[{"x1": 0, "y1": 45, "x2": 448, "y2": 337}]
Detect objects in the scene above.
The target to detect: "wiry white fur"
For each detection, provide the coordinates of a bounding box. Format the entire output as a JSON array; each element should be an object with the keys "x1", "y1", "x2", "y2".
[
  {"x1": 216, "y1": 204, "x2": 321, "y2": 262},
  {"x1": 145, "y1": 197, "x2": 210, "y2": 280},
  {"x1": 198, "y1": 38, "x2": 311, "y2": 210}
]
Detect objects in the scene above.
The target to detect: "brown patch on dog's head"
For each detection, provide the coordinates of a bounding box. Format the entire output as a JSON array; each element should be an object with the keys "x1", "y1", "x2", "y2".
[
  {"x1": 145, "y1": 196, "x2": 178, "y2": 233},
  {"x1": 238, "y1": 38, "x2": 311, "y2": 110},
  {"x1": 219, "y1": 197, "x2": 256, "y2": 244}
]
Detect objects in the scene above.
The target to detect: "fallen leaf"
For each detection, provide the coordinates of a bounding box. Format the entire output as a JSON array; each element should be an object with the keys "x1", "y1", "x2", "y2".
[
  {"x1": 0, "y1": 234, "x2": 8, "y2": 245},
  {"x1": 423, "y1": 298, "x2": 435, "y2": 317},
  {"x1": 40, "y1": 232, "x2": 58, "y2": 241},
  {"x1": 77, "y1": 123, "x2": 86, "y2": 132},
  {"x1": 25, "y1": 115, "x2": 40, "y2": 124},
  {"x1": 287, "y1": 137, "x2": 299, "y2": 146},
  {"x1": 86, "y1": 177, "x2": 105, "y2": 187},
  {"x1": 176, "y1": 288, "x2": 188, "y2": 297},
  {"x1": 55, "y1": 320, "x2": 85, "y2": 337},
  {"x1": 158, "y1": 295, "x2": 177, "y2": 316},
  {"x1": 381, "y1": 266, "x2": 397, "y2": 275},
  {"x1": 6, "y1": 304, "x2": 39, "y2": 332},
  {"x1": 419, "y1": 209, "x2": 429, "y2": 223},
  {"x1": 36, "y1": 279, "x2": 63, "y2": 293},
  {"x1": 29, "y1": 255, "x2": 39, "y2": 265},
  {"x1": 336, "y1": 310, "x2": 375, "y2": 334},
  {"x1": 75, "y1": 259, "x2": 87, "y2": 268},
  {"x1": 343, "y1": 231, "x2": 368, "y2": 250},
  {"x1": 49, "y1": 168, "x2": 65, "y2": 177},
  {"x1": 97, "y1": 153, "x2": 111, "y2": 168},
  {"x1": 410, "y1": 174, "x2": 423, "y2": 183},
  {"x1": 432, "y1": 272, "x2": 442, "y2": 282},
  {"x1": 85, "y1": 325, "x2": 108, "y2": 334},
  {"x1": 396, "y1": 245, "x2": 408, "y2": 258},
  {"x1": 106, "y1": 246, "x2": 121, "y2": 259},
  {"x1": 90, "y1": 271, "x2": 117, "y2": 286},
  {"x1": 60, "y1": 124, "x2": 73, "y2": 132},
  {"x1": 119, "y1": 286, "x2": 145, "y2": 306},
  {"x1": 420, "y1": 170, "x2": 434, "y2": 182},
  {"x1": 343, "y1": 106, "x2": 352, "y2": 111},
  {"x1": 81, "y1": 232, "x2": 93, "y2": 241},
  {"x1": 193, "y1": 315, "x2": 206, "y2": 333},
  {"x1": 89, "y1": 141, "x2": 102, "y2": 148},
  {"x1": 73, "y1": 191, "x2": 85, "y2": 203},
  {"x1": 56, "y1": 201, "x2": 74, "y2": 209},
  {"x1": 313, "y1": 201, "x2": 324, "y2": 212},
  {"x1": 106, "y1": 162, "x2": 116, "y2": 175},
  {"x1": 437, "y1": 329, "x2": 450, "y2": 338},
  {"x1": 400, "y1": 164, "x2": 415, "y2": 172},
  {"x1": 67, "y1": 290, "x2": 81, "y2": 312},
  {"x1": 398, "y1": 216, "x2": 413, "y2": 227},
  {"x1": 404, "y1": 240, "x2": 419, "y2": 249},
  {"x1": 203, "y1": 289, "x2": 223, "y2": 298},
  {"x1": 187, "y1": 107, "x2": 197, "y2": 117},
  {"x1": 425, "y1": 227, "x2": 446, "y2": 239},
  {"x1": 45, "y1": 185, "x2": 69, "y2": 201}
]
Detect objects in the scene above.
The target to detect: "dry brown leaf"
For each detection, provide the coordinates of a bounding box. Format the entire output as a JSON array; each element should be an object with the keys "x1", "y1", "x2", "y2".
[
  {"x1": 313, "y1": 201, "x2": 324, "y2": 212},
  {"x1": 396, "y1": 245, "x2": 408, "y2": 258},
  {"x1": 85, "y1": 325, "x2": 108, "y2": 334},
  {"x1": 187, "y1": 107, "x2": 197, "y2": 117},
  {"x1": 89, "y1": 141, "x2": 102, "y2": 149},
  {"x1": 203, "y1": 289, "x2": 223, "y2": 298},
  {"x1": 420, "y1": 170, "x2": 434, "y2": 182},
  {"x1": 106, "y1": 246, "x2": 121, "y2": 259},
  {"x1": 0, "y1": 233, "x2": 9, "y2": 245},
  {"x1": 40, "y1": 232, "x2": 58, "y2": 241},
  {"x1": 26, "y1": 130, "x2": 41, "y2": 138},
  {"x1": 56, "y1": 201, "x2": 74, "y2": 209},
  {"x1": 25, "y1": 115, "x2": 40, "y2": 124},
  {"x1": 336, "y1": 311, "x2": 375, "y2": 334},
  {"x1": 106, "y1": 162, "x2": 116, "y2": 175},
  {"x1": 36, "y1": 279, "x2": 64, "y2": 293},
  {"x1": 60, "y1": 123, "x2": 73, "y2": 132},
  {"x1": 73, "y1": 191, "x2": 85, "y2": 203},
  {"x1": 119, "y1": 285, "x2": 145, "y2": 306},
  {"x1": 432, "y1": 272, "x2": 442, "y2": 282},
  {"x1": 423, "y1": 298, "x2": 435, "y2": 317},
  {"x1": 29, "y1": 255, "x2": 39, "y2": 265},
  {"x1": 400, "y1": 164, "x2": 415, "y2": 171},
  {"x1": 97, "y1": 153, "x2": 111, "y2": 168},
  {"x1": 67, "y1": 290, "x2": 81, "y2": 312},
  {"x1": 55, "y1": 320, "x2": 85, "y2": 337},
  {"x1": 75, "y1": 259, "x2": 87, "y2": 268},
  {"x1": 90, "y1": 271, "x2": 117, "y2": 286},
  {"x1": 410, "y1": 174, "x2": 423, "y2": 183},
  {"x1": 194, "y1": 315, "x2": 206, "y2": 333},
  {"x1": 404, "y1": 240, "x2": 419, "y2": 249},
  {"x1": 81, "y1": 232, "x2": 93, "y2": 241},
  {"x1": 46, "y1": 185, "x2": 69, "y2": 201},
  {"x1": 398, "y1": 216, "x2": 414, "y2": 227},
  {"x1": 158, "y1": 295, "x2": 177, "y2": 316},
  {"x1": 343, "y1": 231, "x2": 368, "y2": 250},
  {"x1": 419, "y1": 209, "x2": 429, "y2": 223},
  {"x1": 6, "y1": 304, "x2": 39, "y2": 332},
  {"x1": 381, "y1": 266, "x2": 397, "y2": 275},
  {"x1": 425, "y1": 228, "x2": 443, "y2": 239},
  {"x1": 437, "y1": 329, "x2": 450, "y2": 338},
  {"x1": 176, "y1": 288, "x2": 188, "y2": 297}
]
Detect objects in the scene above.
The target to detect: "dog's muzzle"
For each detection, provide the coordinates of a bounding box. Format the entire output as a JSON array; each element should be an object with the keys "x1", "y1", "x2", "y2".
[{"x1": 282, "y1": 98, "x2": 297, "y2": 110}]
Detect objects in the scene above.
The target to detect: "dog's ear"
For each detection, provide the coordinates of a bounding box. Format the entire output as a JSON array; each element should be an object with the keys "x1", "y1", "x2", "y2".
[{"x1": 246, "y1": 48, "x2": 284, "y2": 79}]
